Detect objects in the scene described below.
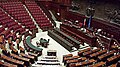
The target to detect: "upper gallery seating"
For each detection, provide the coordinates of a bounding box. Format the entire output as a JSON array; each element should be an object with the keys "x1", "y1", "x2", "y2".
[
  {"x1": 25, "y1": 1, "x2": 53, "y2": 31},
  {"x1": 1, "y1": 1, "x2": 37, "y2": 32}
]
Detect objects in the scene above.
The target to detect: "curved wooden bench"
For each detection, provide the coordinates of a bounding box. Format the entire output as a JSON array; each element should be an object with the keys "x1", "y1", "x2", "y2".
[{"x1": 26, "y1": 36, "x2": 43, "y2": 55}]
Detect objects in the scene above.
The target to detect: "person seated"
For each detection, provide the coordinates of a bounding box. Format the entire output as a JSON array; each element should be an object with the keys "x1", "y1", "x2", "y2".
[
  {"x1": 44, "y1": 39, "x2": 47, "y2": 41},
  {"x1": 47, "y1": 39, "x2": 50, "y2": 43},
  {"x1": 40, "y1": 38, "x2": 43, "y2": 43},
  {"x1": 40, "y1": 38, "x2": 43, "y2": 40},
  {"x1": 36, "y1": 41, "x2": 40, "y2": 47}
]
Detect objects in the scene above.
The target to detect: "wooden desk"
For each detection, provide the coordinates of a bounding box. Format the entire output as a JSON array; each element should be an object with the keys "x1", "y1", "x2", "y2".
[
  {"x1": 109, "y1": 64, "x2": 117, "y2": 67},
  {"x1": 67, "y1": 59, "x2": 80, "y2": 64},
  {"x1": 90, "y1": 61, "x2": 106, "y2": 67},
  {"x1": 48, "y1": 30, "x2": 74, "y2": 51},
  {"x1": 26, "y1": 36, "x2": 43, "y2": 55},
  {"x1": 54, "y1": 28, "x2": 80, "y2": 49},
  {"x1": 10, "y1": 53, "x2": 30, "y2": 66},
  {"x1": 106, "y1": 54, "x2": 120, "y2": 66},
  {"x1": 61, "y1": 26, "x2": 85, "y2": 42},
  {"x1": 11, "y1": 53, "x2": 30, "y2": 62},
  {"x1": 28, "y1": 52, "x2": 38, "y2": 61},
  {"x1": 90, "y1": 49, "x2": 107, "y2": 58},
  {"x1": 0, "y1": 61, "x2": 17, "y2": 67},
  {"x1": 111, "y1": 45, "x2": 118, "y2": 49},
  {"x1": 64, "y1": 56, "x2": 80, "y2": 65},
  {"x1": 66, "y1": 59, "x2": 79, "y2": 67},
  {"x1": 80, "y1": 57, "x2": 87, "y2": 61},
  {"x1": 60, "y1": 24, "x2": 97, "y2": 47},
  {"x1": 20, "y1": 53, "x2": 35, "y2": 64},
  {"x1": 96, "y1": 34, "x2": 111, "y2": 46},
  {"x1": 83, "y1": 48, "x2": 100, "y2": 57},
  {"x1": 63, "y1": 54, "x2": 73, "y2": 63},
  {"x1": 98, "y1": 50, "x2": 116, "y2": 61},
  {"x1": 1, "y1": 54, "x2": 24, "y2": 67},
  {"x1": 76, "y1": 59, "x2": 96, "y2": 66},
  {"x1": 47, "y1": 50, "x2": 57, "y2": 56},
  {"x1": 0, "y1": 35, "x2": 4, "y2": 43},
  {"x1": 78, "y1": 48, "x2": 91, "y2": 56},
  {"x1": 67, "y1": 57, "x2": 87, "y2": 64},
  {"x1": 64, "y1": 56, "x2": 80, "y2": 61},
  {"x1": 111, "y1": 45, "x2": 120, "y2": 53},
  {"x1": 107, "y1": 55, "x2": 120, "y2": 62},
  {"x1": 10, "y1": 46, "x2": 18, "y2": 55},
  {"x1": 63, "y1": 54, "x2": 73, "y2": 58},
  {"x1": 19, "y1": 46, "x2": 25, "y2": 53}
]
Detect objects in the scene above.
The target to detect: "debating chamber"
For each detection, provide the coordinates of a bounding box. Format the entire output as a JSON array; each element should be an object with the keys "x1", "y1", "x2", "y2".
[{"x1": 0, "y1": 0, "x2": 120, "y2": 67}]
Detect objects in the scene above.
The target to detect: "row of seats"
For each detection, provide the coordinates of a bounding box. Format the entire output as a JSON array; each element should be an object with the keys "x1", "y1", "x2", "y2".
[
  {"x1": 53, "y1": 28, "x2": 80, "y2": 49},
  {"x1": 48, "y1": 30, "x2": 74, "y2": 51},
  {"x1": 0, "y1": 8, "x2": 26, "y2": 35},
  {"x1": 60, "y1": 24, "x2": 97, "y2": 47},
  {"x1": 63, "y1": 47, "x2": 120, "y2": 67},
  {"x1": 0, "y1": 46, "x2": 39, "y2": 67},
  {"x1": 0, "y1": 4, "x2": 27, "y2": 42},
  {"x1": 25, "y1": 1, "x2": 53, "y2": 31},
  {"x1": 1, "y1": 1, "x2": 37, "y2": 32},
  {"x1": 0, "y1": 35, "x2": 39, "y2": 67},
  {"x1": 1, "y1": 1, "x2": 53, "y2": 31},
  {"x1": 60, "y1": 24, "x2": 82, "y2": 42},
  {"x1": 0, "y1": 1, "x2": 53, "y2": 66},
  {"x1": 60, "y1": 24, "x2": 120, "y2": 51}
]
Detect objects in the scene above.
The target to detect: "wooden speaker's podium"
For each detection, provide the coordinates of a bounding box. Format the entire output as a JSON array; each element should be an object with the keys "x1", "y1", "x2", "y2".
[{"x1": 47, "y1": 50, "x2": 57, "y2": 56}]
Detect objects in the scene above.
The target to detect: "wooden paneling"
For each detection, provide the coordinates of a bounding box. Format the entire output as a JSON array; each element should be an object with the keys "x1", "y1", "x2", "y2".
[{"x1": 91, "y1": 18, "x2": 120, "y2": 43}]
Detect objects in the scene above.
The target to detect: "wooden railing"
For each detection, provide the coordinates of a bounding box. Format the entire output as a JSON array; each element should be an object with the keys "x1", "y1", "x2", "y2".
[{"x1": 112, "y1": 39, "x2": 120, "y2": 46}]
